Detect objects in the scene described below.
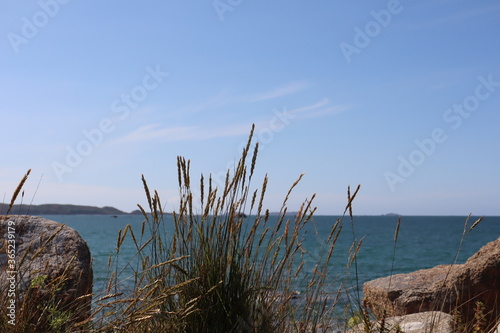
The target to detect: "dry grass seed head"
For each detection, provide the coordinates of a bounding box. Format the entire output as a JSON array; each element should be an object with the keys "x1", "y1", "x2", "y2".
[
  {"x1": 394, "y1": 217, "x2": 401, "y2": 243},
  {"x1": 468, "y1": 217, "x2": 484, "y2": 234},
  {"x1": 7, "y1": 168, "x2": 31, "y2": 214},
  {"x1": 345, "y1": 184, "x2": 361, "y2": 218}
]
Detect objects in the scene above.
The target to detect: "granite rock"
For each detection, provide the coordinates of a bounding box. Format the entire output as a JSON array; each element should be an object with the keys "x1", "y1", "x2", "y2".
[
  {"x1": 0, "y1": 215, "x2": 93, "y2": 324},
  {"x1": 363, "y1": 237, "x2": 500, "y2": 330}
]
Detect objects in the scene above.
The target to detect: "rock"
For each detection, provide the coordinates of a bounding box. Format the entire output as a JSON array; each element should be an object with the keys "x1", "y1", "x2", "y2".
[
  {"x1": 363, "y1": 236, "x2": 500, "y2": 330},
  {"x1": 349, "y1": 311, "x2": 454, "y2": 333},
  {"x1": 363, "y1": 264, "x2": 460, "y2": 318},
  {"x1": 445, "y1": 236, "x2": 500, "y2": 328},
  {"x1": 0, "y1": 215, "x2": 93, "y2": 326}
]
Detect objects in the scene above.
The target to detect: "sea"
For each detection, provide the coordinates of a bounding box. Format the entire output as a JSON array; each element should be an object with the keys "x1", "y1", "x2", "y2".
[{"x1": 41, "y1": 214, "x2": 500, "y2": 312}]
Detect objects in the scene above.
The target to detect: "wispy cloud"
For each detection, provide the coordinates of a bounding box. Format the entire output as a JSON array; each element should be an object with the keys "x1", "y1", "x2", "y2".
[
  {"x1": 111, "y1": 99, "x2": 351, "y2": 146},
  {"x1": 289, "y1": 98, "x2": 329, "y2": 115},
  {"x1": 111, "y1": 124, "x2": 198, "y2": 144},
  {"x1": 247, "y1": 81, "x2": 311, "y2": 102},
  {"x1": 170, "y1": 81, "x2": 311, "y2": 115},
  {"x1": 289, "y1": 98, "x2": 351, "y2": 119},
  {"x1": 169, "y1": 81, "x2": 312, "y2": 117},
  {"x1": 111, "y1": 123, "x2": 253, "y2": 145},
  {"x1": 175, "y1": 90, "x2": 232, "y2": 115}
]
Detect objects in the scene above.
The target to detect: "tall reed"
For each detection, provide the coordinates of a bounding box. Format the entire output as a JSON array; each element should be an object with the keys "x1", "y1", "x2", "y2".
[{"x1": 93, "y1": 125, "x2": 357, "y2": 332}]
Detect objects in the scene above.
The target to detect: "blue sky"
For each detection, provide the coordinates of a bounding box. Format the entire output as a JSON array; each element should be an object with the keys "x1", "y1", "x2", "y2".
[{"x1": 1, "y1": 0, "x2": 499, "y2": 215}]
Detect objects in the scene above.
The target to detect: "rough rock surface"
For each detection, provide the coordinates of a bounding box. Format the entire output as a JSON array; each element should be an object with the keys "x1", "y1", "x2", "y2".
[
  {"x1": 446, "y1": 236, "x2": 500, "y2": 327},
  {"x1": 350, "y1": 311, "x2": 454, "y2": 333},
  {"x1": 364, "y1": 237, "x2": 500, "y2": 329},
  {"x1": 0, "y1": 215, "x2": 93, "y2": 323},
  {"x1": 363, "y1": 264, "x2": 460, "y2": 318}
]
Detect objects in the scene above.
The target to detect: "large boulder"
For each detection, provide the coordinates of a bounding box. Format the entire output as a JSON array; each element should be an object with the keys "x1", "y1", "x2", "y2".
[
  {"x1": 364, "y1": 237, "x2": 500, "y2": 330},
  {"x1": 363, "y1": 264, "x2": 460, "y2": 318},
  {"x1": 446, "y1": 236, "x2": 500, "y2": 327},
  {"x1": 0, "y1": 215, "x2": 93, "y2": 327}
]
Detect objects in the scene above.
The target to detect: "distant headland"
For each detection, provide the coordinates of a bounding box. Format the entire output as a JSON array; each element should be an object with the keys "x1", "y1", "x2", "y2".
[
  {"x1": 0, "y1": 204, "x2": 403, "y2": 217},
  {"x1": 1, "y1": 204, "x2": 144, "y2": 215}
]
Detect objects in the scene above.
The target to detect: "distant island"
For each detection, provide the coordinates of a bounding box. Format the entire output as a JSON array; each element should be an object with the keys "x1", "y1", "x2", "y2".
[
  {"x1": 1, "y1": 204, "x2": 144, "y2": 215},
  {"x1": 382, "y1": 213, "x2": 400, "y2": 217}
]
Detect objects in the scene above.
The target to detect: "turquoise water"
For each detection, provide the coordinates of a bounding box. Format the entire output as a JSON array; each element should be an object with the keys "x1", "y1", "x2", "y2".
[{"x1": 42, "y1": 214, "x2": 500, "y2": 301}]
